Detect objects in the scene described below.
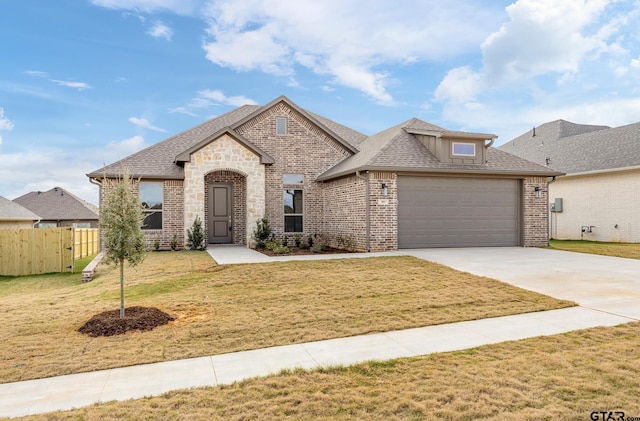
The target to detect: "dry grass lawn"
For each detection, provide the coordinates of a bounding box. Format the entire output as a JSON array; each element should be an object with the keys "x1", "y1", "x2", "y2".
[
  {"x1": 0, "y1": 252, "x2": 572, "y2": 384},
  {"x1": 549, "y1": 239, "x2": 640, "y2": 259},
  {"x1": 17, "y1": 322, "x2": 640, "y2": 420}
]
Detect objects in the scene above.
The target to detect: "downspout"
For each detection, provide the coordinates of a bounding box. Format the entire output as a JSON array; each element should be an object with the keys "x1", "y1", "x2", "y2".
[
  {"x1": 89, "y1": 177, "x2": 102, "y2": 251},
  {"x1": 355, "y1": 170, "x2": 370, "y2": 252},
  {"x1": 547, "y1": 176, "x2": 557, "y2": 241}
]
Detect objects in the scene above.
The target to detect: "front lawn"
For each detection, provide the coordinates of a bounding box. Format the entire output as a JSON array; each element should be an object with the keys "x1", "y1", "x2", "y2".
[
  {"x1": 18, "y1": 322, "x2": 640, "y2": 420},
  {"x1": 0, "y1": 252, "x2": 573, "y2": 383},
  {"x1": 549, "y1": 239, "x2": 640, "y2": 259}
]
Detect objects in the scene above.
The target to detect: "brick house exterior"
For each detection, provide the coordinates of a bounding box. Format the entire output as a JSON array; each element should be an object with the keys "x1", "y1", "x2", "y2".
[
  {"x1": 89, "y1": 96, "x2": 560, "y2": 251},
  {"x1": 501, "y1": 120, "x2": 640, "y2": 242}
]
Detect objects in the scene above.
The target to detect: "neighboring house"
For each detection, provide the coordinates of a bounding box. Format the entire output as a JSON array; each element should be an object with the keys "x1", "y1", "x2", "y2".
[
  {"x1": 500, "y1": 119, "x2": 640, "y2": 242},
  {"x1": 13, "y1": 187, "x2": 99, "y2": 228},
  {"x1": 88, "y1": 96, "x2": 559, "y2": 251},
  {"x1": 0, "y1": 195, "x2": 41, "y2": 229}
]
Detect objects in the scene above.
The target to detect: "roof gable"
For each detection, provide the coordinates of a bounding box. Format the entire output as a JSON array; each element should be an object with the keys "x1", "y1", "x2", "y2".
[
  {"x1": 175, "y1": 128, "x2": 275, "y2": 164},
  {"x1": 318, "y1": 118, "x2": 557, "y2": 180},
  {"x1": 13, "y1": 187, "x2": 99, "y2": 221}
]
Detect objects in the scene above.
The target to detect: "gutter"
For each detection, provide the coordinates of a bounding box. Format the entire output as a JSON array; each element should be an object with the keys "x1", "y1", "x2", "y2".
[{"x1": 354, "y1": 170, "x2": 370, "y2": 252}]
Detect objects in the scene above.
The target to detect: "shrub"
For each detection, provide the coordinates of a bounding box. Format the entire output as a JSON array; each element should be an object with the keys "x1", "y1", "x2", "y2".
[
  {"x1": 253, "y1": 216, "x2": 272, "y2": 249},
  {"x1": 186, "y1": 216, "x2": 206, "y2": 250},
  {"x1": 294, "y1": 234, "x2": 302, "y2": 248},
  {"x1": 265, "y1": 239, "x2": 281, "y2": 251},
  {"x1": 273, "y1": 246, "x2": 290, "y2": 254},
  {"x1": 170, "y1": 234, "x2": 178, "y2": 251},
  {"x1": 153, "y1": 237, "x2": 160, "y2": 251}
]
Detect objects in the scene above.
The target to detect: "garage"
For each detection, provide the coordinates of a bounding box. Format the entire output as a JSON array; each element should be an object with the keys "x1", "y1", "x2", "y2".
[{"x1": 398, "y1": 176, "x2": 520, "y2": 248}]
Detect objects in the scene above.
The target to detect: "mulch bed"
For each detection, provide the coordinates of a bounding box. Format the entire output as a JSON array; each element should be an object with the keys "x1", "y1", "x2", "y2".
[
  {"x1": 257, "y1": 246, "x2": 355, "y2": 256},
  {"x1": 78, "y1": 306, "x2": 174, "y2": 337}
]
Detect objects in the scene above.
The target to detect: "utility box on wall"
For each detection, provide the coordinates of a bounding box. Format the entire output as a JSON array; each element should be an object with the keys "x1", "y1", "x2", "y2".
[{"x1": 550, "y1": 198, "x2": 563, "y2": 212}]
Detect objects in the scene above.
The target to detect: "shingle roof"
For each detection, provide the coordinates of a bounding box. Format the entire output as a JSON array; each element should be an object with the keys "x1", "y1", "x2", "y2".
[
  {"x1": 0, "y1": 195, "x2": 41, "y2": 221},
  {"x1": 499, "y1": 119, "x2": 640, "y2": 174},
  {"x1": 88, "y1": 96, "x2": 366, "y2": 179},
  {"x1": 88, "y1": 105, "x2": 261, "y2": 179},
  {"x1": 13, "y1": 187, "x2": 99, "y2": 221},
  {"x1": 318, "y1": 118, "x2": 559, "y2": 180}
]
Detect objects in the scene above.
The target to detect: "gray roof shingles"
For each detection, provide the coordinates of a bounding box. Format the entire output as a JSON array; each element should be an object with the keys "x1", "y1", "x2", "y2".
[
  {"x1": 13, "y1": 187, "x2": 99, "y2": 221},
  {"x1": 0, "y1": 195, "x2": 41, "y2": 221},
  {"x1": 500, "y1": 119, "x2": 640, "y2": 174},
  {"x1": 88, "y1": 96, "x2": 558, "y2": 182}
]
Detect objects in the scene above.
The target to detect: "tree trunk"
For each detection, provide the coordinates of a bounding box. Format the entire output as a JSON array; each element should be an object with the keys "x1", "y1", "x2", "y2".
[{"x1": 120, "y1": 259, "x2": 125, "y2": 318}]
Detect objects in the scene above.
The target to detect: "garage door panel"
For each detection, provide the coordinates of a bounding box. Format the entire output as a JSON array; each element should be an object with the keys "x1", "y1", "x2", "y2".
[{"x1": 398, "y1": 177, "x2": 519, "y2": 248}]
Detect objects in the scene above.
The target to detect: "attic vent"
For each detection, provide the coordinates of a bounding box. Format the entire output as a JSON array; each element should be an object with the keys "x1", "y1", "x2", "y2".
[{"x1": 545, "y1": 157, "x2": 551, "y2": 165}]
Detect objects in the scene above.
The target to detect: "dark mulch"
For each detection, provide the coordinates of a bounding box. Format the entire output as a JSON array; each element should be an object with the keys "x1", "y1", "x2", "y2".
[
  {"x1": 78, "y1": 306, "x2": 174, "y2": 337},
  {"x1": 257, "y1": 246, "x2": 355, "y2": 256}
]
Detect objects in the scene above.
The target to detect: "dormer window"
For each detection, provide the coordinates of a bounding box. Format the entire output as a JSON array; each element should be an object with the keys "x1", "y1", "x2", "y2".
[
  {"x1": 452, "y1": 142, "x2": 476, "y2": 157},
  {"x1": 276, "y1": 117, "x2": 287, "y2": 135}
]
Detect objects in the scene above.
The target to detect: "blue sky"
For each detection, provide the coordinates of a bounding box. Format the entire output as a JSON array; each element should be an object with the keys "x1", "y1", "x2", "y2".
[{"x1": 1, "y1": 0, "x2": 639, "y2": 205}]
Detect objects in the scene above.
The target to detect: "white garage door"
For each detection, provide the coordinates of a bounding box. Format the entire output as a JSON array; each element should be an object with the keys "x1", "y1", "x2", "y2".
[{"x1": 398, "y1": 177, "x2": 520, "y2": 248}]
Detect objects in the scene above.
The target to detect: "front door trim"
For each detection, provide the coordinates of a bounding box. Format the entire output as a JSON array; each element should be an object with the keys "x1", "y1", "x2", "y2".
[{"x1": 208, "y1": 183, "x2": 233, "y2": 244}]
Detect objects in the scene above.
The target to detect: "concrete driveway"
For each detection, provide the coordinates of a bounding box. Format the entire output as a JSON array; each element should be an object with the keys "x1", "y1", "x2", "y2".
[{"x1": 403, "y1": 247, "x2": 640, "y2": 320}]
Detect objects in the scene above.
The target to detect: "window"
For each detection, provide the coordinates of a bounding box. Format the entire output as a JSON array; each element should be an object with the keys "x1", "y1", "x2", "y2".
[
  {"x1": 452, "y1": 142, "x2": 476, "y2": 156},
  {"x1": 284, "y1": 189, "x2": 303, "y2": 232},
  {"x1": 140, "y1": 182, "x2": 163, "y2": 230},
  {"x1": 38, "y1": 223, "x2": 57, "y2": 228},
  {"x1": 283, "y1": 173, "x2": 303, "y2": 184},
  {"x1": 73, "y1": 223, "x2": 91, "y2": 228},
  {"x1": 276, "y1": 117, "x2": 287, "y2": 135}
]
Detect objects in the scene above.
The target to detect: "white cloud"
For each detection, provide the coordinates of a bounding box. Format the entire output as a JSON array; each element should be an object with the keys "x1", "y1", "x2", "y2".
[
  {"x1": 147, "y1": 20, "x2": 172, "y2": 40},
  {"x1": 198, "y1": 90, "x2": 258, "y2": 106},
  {"x1": 51, "y1": 80, "x2": 92, "y2": 90},
  {"x1": 101, "y1": 135, "x2": 147, "y2": 163},
  {"x1": 24, "y1": 70, "x2": 49, "y2": 77},
  {"x1": 436, "y1": 0, "x2": 615, "y2": 105},
  {"x1": 201, "y1": 0, "x2": 503, "y2": 105},
  {"x1": 167, "y1": 106, "x2": 197, "y2": 116},
  {"x1": 91, "y1": 0, "x2": 204, "y2": 15},
  {"x1": 0, "y1": 108, "x2": 14, "y2": 132},
  {"x1": 631, "y1": 56, "x2": 640, "y2": 68},
  {"x1": 128, "y1": 117, "x2": 167, "y2": 132}
]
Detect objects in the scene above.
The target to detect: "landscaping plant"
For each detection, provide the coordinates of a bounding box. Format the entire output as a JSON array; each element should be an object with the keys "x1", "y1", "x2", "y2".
[
  {"x1": 186, "y1": 215, "x2": 206, "y2": 250},
  {"x1": 100, "y1": 167, "x2": 146, "y2": 318}
]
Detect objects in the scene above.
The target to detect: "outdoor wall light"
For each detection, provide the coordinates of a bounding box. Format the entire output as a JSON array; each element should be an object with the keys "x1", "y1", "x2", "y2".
[
  {"x1": 381, "y1": 183, "x2": 388, "y2": 196},
  {"x1": 534, "y1": 186, "x2": 542, "y2": 199}
]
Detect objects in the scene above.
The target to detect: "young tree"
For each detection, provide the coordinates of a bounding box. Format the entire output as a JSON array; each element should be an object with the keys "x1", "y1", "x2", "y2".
[{"x1": 100, "y1": 168, "x2": 146, "y2": 318}]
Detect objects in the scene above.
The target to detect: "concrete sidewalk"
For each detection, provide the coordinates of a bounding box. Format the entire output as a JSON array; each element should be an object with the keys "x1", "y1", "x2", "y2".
[
  {"x1": 2, "y1": 246, "x2": 639, "y2": 418},
  {"x1": 0, "y1": 306, "x2": 632, "y2": 418}
]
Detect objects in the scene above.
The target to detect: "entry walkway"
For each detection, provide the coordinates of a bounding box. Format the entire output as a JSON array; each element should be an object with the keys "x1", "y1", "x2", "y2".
[{"x1": 1, "y1": 246, "x2": 639, "y2": 418}]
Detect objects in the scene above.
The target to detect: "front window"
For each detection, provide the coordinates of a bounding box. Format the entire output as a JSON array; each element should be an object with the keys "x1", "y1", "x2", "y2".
[
  {"x1": 140, "y1": 182, "x2": 163, "y2": 230},
  {"x1": 452, "y1": 142, "x2": 476, "y2": 156},
  {"x1": 284, "y1": 189, "x2": 303, "y2": 232}
]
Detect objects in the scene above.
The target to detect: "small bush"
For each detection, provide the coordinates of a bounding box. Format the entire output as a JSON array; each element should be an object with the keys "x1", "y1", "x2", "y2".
[
  {"x1": 186, "y1": 216, "x2": 206, "y2": 250},
  {"x1": 294, "y1": 234, "x2": 302, "y2": 248},
  {"x1": 170, "y1": 235, "x2": 178, "y2": 251},
  {"x1": 311, "y1": 244, "x2": 325, "y2": 253},
  {"x1": 153, "y1": 237, "x2": 160, "y2": 251},
  {"x1": 253, "y1": 216, "x2": 272, "y2": 249},
  {"x1": 273, "y1": 246, "x2": 290, "y2": 254},
  {"x1": 265, "y1": 239, "x2": 281, "y2": 251}
]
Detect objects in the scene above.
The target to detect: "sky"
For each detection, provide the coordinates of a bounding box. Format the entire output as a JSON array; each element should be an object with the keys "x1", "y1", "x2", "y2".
[{"x1": 1, "y1": 0, "x2": 639, "y2": 205}]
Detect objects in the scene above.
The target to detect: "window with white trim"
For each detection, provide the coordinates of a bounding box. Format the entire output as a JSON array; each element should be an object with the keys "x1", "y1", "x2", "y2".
[
  {"x1": 140, "y1": 182, "x2": 163, "y2": 230},
  {"x1": 452, "y1": 142, "x2": 476, "y2": 156}
]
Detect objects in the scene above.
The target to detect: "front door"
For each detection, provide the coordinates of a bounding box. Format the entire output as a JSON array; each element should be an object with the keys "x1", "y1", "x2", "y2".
[{"x1": 208, "y1": 183, "x2": 233, "y2": 244}]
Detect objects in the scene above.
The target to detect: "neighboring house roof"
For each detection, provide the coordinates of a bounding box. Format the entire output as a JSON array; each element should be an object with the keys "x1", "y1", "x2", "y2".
[
  {"x1": 88, "y1": 96, "x2": 366, "y2": 179},
  {"x1": 13, "y1": 187, "x2": 99, "y2": 221},
  {"x1": 318, "y1": 118, "x2": 560, "y2": 180},
  {"x1": 499, "y1": 119, "x2": 640, "y2": 174},
  {"x1": 0, "y1": 195, "x2": 41, "y2": 221}
]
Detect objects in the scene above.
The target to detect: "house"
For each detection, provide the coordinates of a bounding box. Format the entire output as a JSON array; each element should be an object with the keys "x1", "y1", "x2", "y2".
[
  {"x1": 13, "y1": 187, "x2": 99, "y2": 228},
  {"x1": 88, "y1": 96, "x2": 559, "y2": 251},
  {"x1": 0, "y1": 195, "x2": 40, "y2": 229},
  {"x1": 500, "y1": 119, "x2": 640, "y2": 242}
]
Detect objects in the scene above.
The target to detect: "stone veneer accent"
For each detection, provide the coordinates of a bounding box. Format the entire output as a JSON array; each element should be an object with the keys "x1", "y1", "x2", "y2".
[
  {"x1": 235, "y1": 102, "x2": 352, "y2": 244},
  {"x1": 522, "y1": 176, "x2": 550, "y2": 247},
  {"x1": 183, "y1": 134, "x2": 265, "y2": 246}
]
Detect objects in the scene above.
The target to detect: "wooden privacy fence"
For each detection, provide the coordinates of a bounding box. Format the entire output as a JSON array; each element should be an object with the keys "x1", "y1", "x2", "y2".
[{"x1": 0, "y1": 228, "x2": 100, "y2": 276}]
